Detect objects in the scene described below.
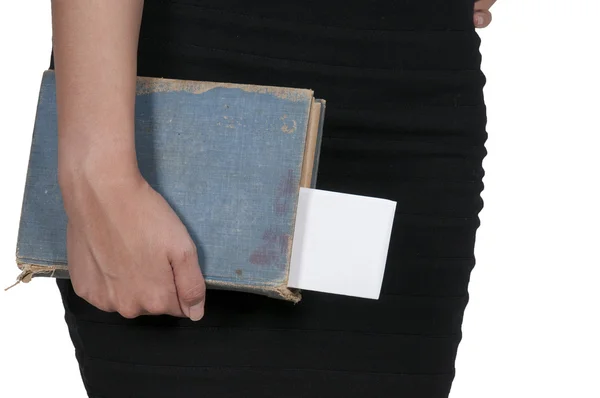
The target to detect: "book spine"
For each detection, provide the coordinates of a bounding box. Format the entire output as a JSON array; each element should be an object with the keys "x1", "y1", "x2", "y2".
[{"x1": 311, "y1": 99, "x2": 326, "y2": 188}]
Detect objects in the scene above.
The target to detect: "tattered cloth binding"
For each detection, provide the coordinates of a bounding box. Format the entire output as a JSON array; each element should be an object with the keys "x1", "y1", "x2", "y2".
[{"x1": 11, "y1": 70, "x2": 326, "y2": 302}]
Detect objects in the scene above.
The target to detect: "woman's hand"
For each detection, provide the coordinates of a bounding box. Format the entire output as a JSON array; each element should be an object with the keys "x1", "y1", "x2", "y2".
[
  {"x1": 61, "y1": 166, "x2": 206, "y2": 320},
  {"x1": 474, "y1": 0, "x2": 497, "y2": 28}
]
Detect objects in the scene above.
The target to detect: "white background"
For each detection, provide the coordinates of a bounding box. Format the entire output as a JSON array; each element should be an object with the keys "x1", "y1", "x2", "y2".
[{"x1": 1, "y1": 1, "x2": 599, "y2": 397}]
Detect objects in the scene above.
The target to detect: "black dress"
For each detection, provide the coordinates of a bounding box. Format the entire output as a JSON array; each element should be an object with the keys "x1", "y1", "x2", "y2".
[{"x1": 56, "y1": 1, "x2": 487, "y2": 397}]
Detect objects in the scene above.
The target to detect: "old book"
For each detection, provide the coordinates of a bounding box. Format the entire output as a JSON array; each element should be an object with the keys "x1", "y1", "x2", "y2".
[{"x1": 11, "y1": 69, "x2": 325, "y2": 302}]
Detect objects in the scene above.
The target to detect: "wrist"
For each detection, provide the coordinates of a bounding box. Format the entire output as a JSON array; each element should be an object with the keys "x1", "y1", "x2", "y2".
[{"x1": 57, "y1": 143, "x2": 141, "y2": 192}]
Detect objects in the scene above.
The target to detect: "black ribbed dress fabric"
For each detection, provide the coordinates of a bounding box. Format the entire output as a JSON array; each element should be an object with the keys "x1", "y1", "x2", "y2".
[{"x1": 54, "y1": 1, "x2": 487, "y2": 397}]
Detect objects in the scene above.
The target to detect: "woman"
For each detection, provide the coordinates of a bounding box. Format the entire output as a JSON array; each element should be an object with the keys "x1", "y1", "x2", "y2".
[{"x1": 52, "y1": 1, "x2": 496, "y2": 397}]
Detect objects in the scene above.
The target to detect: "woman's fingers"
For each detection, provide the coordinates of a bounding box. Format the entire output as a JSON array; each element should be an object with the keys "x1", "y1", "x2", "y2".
[
  {"x1": 474, "y1": 0, "x2": 497, "y2": 28},
  {"x1": 474, "y1": 10, "x2": 493, "y2": 28}
]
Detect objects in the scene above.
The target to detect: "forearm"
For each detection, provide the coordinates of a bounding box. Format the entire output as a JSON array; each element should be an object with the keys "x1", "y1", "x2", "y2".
[{"x1": 51, "y1": 0, "x2": 144, "y2": 187}]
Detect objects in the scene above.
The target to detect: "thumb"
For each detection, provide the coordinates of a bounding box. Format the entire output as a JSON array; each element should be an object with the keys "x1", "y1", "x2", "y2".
[{"x1": 170, "y1": 245, "x2": 206, "y2": 321}]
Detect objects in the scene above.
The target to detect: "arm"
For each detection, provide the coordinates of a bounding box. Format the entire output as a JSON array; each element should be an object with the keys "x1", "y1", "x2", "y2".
[
  {"x1": 51, "y1": 0, "x2": 206, "y2": 321},
  {"x1": 53, "y1": 0, "x2": 141, "y2": 184}
]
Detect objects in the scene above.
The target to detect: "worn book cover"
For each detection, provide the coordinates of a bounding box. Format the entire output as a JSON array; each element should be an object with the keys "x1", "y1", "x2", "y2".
[{"x1": 12, "y1": 70, "x2": 325, "y2": 302}]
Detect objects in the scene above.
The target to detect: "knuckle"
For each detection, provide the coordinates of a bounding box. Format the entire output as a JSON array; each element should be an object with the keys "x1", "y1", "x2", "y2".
[
  {"x1": 118, "y1": 305, "x2": 141, "y2": 319},
  {"x1": 94, "y1": 301, "x2": 115, "y2": 313},
  {"x1": 178, "y1": 244, "x2": 198, "y2": 263},
  {"x1": 143, "y1": 295, "x2": 170, "y2": 315},
  {"x1": 71, "y1": 283, "x2": 115, "y2": 312},
  {"x1": 72, "y1": 284, "x2": 89, "y2": 301},
  {"x1": 71, "y1": 279, "x2": 90, "y2": 300}
]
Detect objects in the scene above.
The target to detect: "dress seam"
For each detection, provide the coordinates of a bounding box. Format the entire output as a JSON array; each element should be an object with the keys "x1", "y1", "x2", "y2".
[
  {"x1": 83, "y1": 354, "x2": 456, "y2": 377},
  {"x1": 153, "y1": 0, "x2": 475, "y2": 34},
  {"x1": 68, "y1": 317, "x2": 461, "y2": 339},
  {"x1": 139, "y1": 37, "x2": 482, "y2": 73}
]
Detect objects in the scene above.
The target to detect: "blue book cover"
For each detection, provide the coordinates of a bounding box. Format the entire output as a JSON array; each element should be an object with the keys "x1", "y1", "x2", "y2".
[{"x1": 12, "y1": 70, "x2": 325, "y2": 302}]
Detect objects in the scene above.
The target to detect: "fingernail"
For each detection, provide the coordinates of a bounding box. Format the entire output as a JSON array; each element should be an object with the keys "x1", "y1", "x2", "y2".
[
  {"x1": 189, "y1": 301, "x2": 205, "y2": 321},
  {"x1": 475, "y1": 14, "x2": 484, "y2": 27}
]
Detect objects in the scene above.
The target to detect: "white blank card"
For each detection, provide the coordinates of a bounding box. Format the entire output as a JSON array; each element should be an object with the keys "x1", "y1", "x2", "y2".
[{"x1": 287, "y1": 188, "x2": 397, "y2": 299}]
